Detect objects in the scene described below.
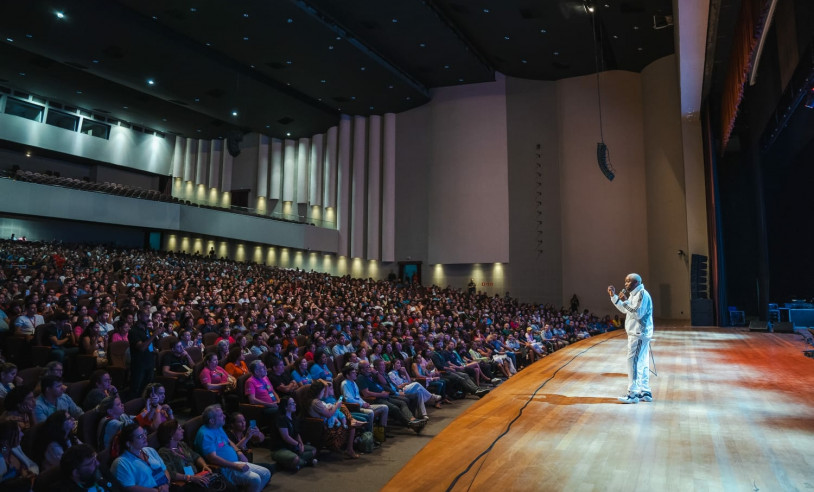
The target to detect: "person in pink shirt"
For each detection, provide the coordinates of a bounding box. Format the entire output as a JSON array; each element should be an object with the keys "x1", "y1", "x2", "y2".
[
  {"x1": 244, "y1": 360, "x2": 280, "y2": 424},
  {"x1": 199, "y1": 354, "x2": 235, "y2": 394}
]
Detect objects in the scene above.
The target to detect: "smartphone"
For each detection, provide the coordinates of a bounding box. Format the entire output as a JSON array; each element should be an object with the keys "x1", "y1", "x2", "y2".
[{"x1": 249, "y1": 420, "x2": 256, "y2": 429}]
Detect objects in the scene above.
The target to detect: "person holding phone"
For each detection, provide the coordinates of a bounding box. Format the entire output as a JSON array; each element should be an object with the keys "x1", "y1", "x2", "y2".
[
  {"x1": 225, "y1": 413, "x2": 264, "y2": 463},
  {"x1": 136, "y1": 383, "x2": 173, "y2": 431}
]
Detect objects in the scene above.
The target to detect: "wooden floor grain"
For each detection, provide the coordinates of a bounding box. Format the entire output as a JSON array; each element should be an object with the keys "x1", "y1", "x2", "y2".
[{"x1": 383, "y1": 327, "x2": 814, "y2": 492}]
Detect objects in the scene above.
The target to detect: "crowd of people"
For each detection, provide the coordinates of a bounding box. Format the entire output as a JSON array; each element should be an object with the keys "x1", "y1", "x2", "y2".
[{"x1": 0, "y1": 240, "x2": 620, "y2": 491}]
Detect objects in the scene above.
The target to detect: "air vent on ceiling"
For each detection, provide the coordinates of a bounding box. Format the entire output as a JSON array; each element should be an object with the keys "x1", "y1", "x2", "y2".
[
  {"x1": 169, "y1": 99, "x2": 189, "y2": 106},
  {"x1": 266, "y1": 62, "x2": 288, "y2": 70},
  {"x1": 519, "y1": 8, "x2": 542, "y2": 19},
  {"x1": 102, "y1": 45, "x2": 126, "y2": 59},
  {"x1": 278, "y1": 117, "x2": 294, "y2": 125},
  {"x1": 65, "y1": 61, "x2": 89, "y2": 70},
  {"x1": 205, "y1": 88, "x2": 226, "y2": 98}
]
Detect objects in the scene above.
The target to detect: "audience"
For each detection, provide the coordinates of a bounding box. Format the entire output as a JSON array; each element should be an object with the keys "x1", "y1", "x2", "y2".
[
  {"x1": 0, "y1": 420, "x2": 38, "y2": 492},
  {"x1": 271, "y1": 396, "x2": 317, "y2": 471},
  {"x1": 111, "y1": 423, "x2": 170, "y2": 492},
  {"x1": 156, "y1": 419, "x2": 212, "y2": 490},
  {"x1": 33, "y1": 410, "x2": 81, "y2": 471},
  {"x1": 0, "y1": 239, "x2": 617, "y2": 490}
]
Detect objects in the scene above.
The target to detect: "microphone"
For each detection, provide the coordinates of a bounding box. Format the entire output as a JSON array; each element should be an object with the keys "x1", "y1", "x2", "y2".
[{"x1": 618, "y1": 288, "x2": 628, "y2": 299}]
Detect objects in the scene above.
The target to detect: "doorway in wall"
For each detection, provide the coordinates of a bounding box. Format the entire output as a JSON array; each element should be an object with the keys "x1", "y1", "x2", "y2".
[{"x1": 398, "y1": 261, "x2": 422, "y2": 285}]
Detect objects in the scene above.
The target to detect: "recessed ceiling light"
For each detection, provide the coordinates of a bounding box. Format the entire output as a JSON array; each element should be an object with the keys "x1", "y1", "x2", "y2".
[
  {"x1": 336, "y1": 36, "x2": 341, "y2": 40},
  {"x1": 232, "y1": 110, "x2": 238, "y2": 116},
  {"x1": 351, "y1": 96, "x2": 356, "y2": 100},
  {"x1": 243, "y1": 13, "x2": 249, "y2": 18},
  {"x1": 243, "y1": 36, "x2": 249, "y2": 41},
  {"x1": 152, "y1": 16, "x2": 158, "y2": 21},
  {"x1": 605, "y1": 3, "x2": 610, "y2": 7},
  {"x1": 540, "y1": 29, "x2": 547, "y2": 33},
  {"x1": 194, "y1": 98, "x2": 200, "y2": 102},
  {"x1": 25, "y1": 34, "x2": 33, "y2": 38},
  {"x1": 286, "y1": 132, "x2": 291, "y2": 136},
  {"x1": 369, "y1": 106, "x2": 374, "y2": 110},
  {"x1": 360, "y1": 67, "x2": 366, "y2": 71},
  {"x1": 189, "y1": 7, "x2": 197, "y2": 12},
  {"x1": 405, "y1": 97, "x2": 411, "y2": 101},
  {"x1": 6, "y1": 38, "x2": 13, "y2": 43},
  {"x1": 553, "y1": 51, "x2": 559, "y2": 56},
  {"x1": 92, "y1": 59, "x2": 99, "y2": 64},
  {"x1": 419, "y1": 43, "x2": 426, "y2": 48},
  {"x1": 56, "y1": 11, "x2": 65, "y2": 19},
  {"x1": 250, "y1": 64, "x2": 255, "y2": 68},
  {"x1": 287, "y1": 18, "x2": 293, "y2": 23},
  {"x1": 637, "y1": 47, "x2": 643, "y2": 51},
  {"x1": 76, "y1": 90, "x2": 82, "y2": 94},
  {"x1": 483, "y1": 8, "x2": 490, "y2": 13},
  {"x1": 587, "y1": 6, "x2": 595, "y2": 12},
  {"x1": 444, "y1": 65, "x2": 450, "y2": 69},
  {"x1": 18, "y1": 72, "x2": 25, "y2": 76},
  {"x1": 458, "y1": 78, "x2": 464, "y2": 82},
  {"x1": 392, "y1": 18, "x2": 398, "y2": 23},
  {"x1": 633, "y1": 26, "x2": 639, "y2": 30},
  {"x1": 286, "y1": 60, "x2": 293, "y2": 65},
  {"x1": 613, "y1": 35, "x2": 618, "y2": 39},
  {"x1": 320, "y1": 79, "x2": 326, "y2": 83},
  {"x1": 388, "y1": 85, "x2": 394, "y2": 89},
  {"x1": 197, "y1": 129, "x2": 202, "y2": 133},
  {"x1": 328, "y1": 45, "x2": 334, "y2": 50},
  {"x1": 286, "y1": 82, "x2": 291, "y2": 86},
  {"x1": 504, "y1": 36, "x2": 510, "y2": 40},
  {"x1": 205, "y1": 42, "x2": 211, "y2": 47},
  {"x1": 521, "y1": 59, "x2": 528, "y2": 64},
  {"x1": 123, "y1": 106, "x2": 128, "y2": 109},
  {"x1": 265, "y1": 125, "x2": 270, "y2": 128},
  {"x1": 147, "y1": 79, "x2": 155, "y2": 85},
  {"x1": 162, "y1": 118, "x2": 167, "y2": 122}
]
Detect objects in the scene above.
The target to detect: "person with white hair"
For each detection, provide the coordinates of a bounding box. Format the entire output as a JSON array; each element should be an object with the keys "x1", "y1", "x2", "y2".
[{"x1": 608, "y1": 273, "x2": 654, "y2": 404}]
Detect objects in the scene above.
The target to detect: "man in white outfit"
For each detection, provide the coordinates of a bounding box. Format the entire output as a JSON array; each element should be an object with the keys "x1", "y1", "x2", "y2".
[{"x1": 608, "y1": 273, "x2": 653, "y2": 404}]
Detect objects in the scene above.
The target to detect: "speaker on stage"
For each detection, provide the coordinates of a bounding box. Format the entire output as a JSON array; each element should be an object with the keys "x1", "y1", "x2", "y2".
[
  {"x1": 773, "y1": 322, "x2": 794, "y2": 333},
  {"x1": 749, "y1": 320, "x2": 769, "y2": 332},
  {"x1": 691, "y1": 298, "x2": 713, "y2": 326}
]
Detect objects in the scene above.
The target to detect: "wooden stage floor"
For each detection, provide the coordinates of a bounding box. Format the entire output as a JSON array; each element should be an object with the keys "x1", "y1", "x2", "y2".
[{"x1": 384, "y1": 327, "x2": 814, "y2": 492}]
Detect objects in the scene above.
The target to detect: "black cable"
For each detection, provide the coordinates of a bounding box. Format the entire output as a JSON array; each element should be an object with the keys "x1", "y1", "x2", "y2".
[{"x1": 446, "y1": 332, "x2": 624, "y2": 492}]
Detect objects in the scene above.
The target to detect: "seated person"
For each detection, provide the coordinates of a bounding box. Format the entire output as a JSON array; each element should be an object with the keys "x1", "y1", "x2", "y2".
[
  {"x1": 53, "y1": 443, "x2": 117, "y2": 492},
  {"x1": 83, "y1": 370, "x2": 118, "y2": 411},
  {"x1": 194, "y1": 404, "x2": 271, "y2": 492},
  {"x1": 224, "y1": 347, "x2": 249, "y2": 379},
  {"x1": 289, "y1": 357, "x2": 313, "y2": 386},
  {"x1": 0, "y1": 420, "x2": 39, "y2": 492},
  {"x1": 271, "y1": 396, "x2": 317, "y2": 471},
  {"x1": 199, "y1": 354, "x2": 236, "y2": 394},
  {"x1": 33, "y1": 411, "x2": 81, "y2": 471},
  {"x1": 266, "y1": 357, "x2": 297, "y2": 397},
  {"x1": 96, "y1": 395, "x2": 135, "y2": 452},
  {"x1": 156, "y1": 419, "x2": 212, "y2": 489},
  {"x1": 0, "y1": 385, "x2": 36, "y2": 431},
  {"x1": 308, "y1": 352, "x2": 333, "y2": 382},
  {"x1": 244, "y1": 360, "x2": 280, "y2": 422},
  {"x1": 160, "y1": 340, "x2": 195, "y2": 392},
  {"x1": 225, "y1": 413, "x2": 266, "y2": 465},
  {"x1": 135, "y1": 383, "x2": 174, "y2": 432},
  {"x1": 306, "y1": 380, "x2": 358, "y2": 459},
  {"x1": 0, "y1": 362, "x2": 22, "y2": 398},
  {"x1": 387, "y1": 358, "x2": 441, "y2": 419},
  {"x1": 111, "y1": 423, "x2": 171, "y2": 492},
  {"x1": 33, "y1": 375, "x2": 82, "y2": 424}
]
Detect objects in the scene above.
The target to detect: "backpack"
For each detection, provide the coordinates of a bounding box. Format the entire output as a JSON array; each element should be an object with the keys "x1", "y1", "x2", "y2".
[{"x1": 354, "y1": 431, "x2": 375, "y2": 453}]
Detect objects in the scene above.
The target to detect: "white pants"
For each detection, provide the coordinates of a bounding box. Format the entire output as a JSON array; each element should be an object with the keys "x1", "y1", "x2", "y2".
[{"x1": 626, "y1": 333, "x2": 651, "y2": 395}]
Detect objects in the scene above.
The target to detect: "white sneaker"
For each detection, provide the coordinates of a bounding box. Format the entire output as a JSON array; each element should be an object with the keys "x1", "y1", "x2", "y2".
[
  {"x1": 638, "y1": 392, "x2": 653, "y2": 402},
  {"x1": 618, "y1": 393, "x2": 639, "y2": 404}
]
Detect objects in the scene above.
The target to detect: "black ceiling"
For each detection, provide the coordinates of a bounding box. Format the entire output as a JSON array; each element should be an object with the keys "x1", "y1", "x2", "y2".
[{"x1": 0, "y1": 0, "x2": 674, "y2": 140}]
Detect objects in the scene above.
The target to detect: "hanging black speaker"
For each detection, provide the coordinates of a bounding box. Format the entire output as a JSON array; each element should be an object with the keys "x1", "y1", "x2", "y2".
[
  {"x1": 226, "y1": 131, "x2": 243, "y2": 158},
  {"x1": 597, "y1": 142, "x2": 614, "y2": 181}
]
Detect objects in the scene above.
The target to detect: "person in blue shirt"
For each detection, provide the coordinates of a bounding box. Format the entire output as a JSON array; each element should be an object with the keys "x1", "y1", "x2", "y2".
[{"x1": 194, "y1": 404, "x2": 271, "y2": 492}]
